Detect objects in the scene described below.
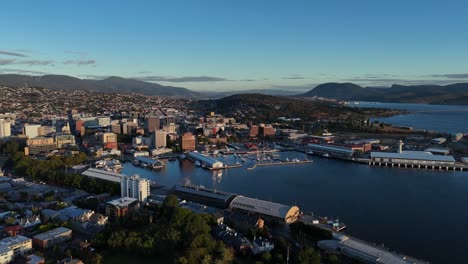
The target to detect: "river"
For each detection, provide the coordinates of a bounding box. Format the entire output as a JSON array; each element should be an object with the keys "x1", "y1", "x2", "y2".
[
  {"x1": 356, "y1": 101, "x2": 468, "y2": 134},
  {"x1": 123, "y1": 151, "x2": 467, "y2": 264}
]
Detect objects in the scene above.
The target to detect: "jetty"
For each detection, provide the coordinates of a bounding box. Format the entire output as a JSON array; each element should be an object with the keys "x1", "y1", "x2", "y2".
[{"x1": 247, "y1": 160, "x2": 313, "y2": 170}]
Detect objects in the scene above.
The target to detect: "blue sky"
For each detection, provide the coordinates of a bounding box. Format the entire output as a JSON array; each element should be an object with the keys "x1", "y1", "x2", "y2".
[{"x1": 1, "y1": 0, "x2": 468, "y2": 91}]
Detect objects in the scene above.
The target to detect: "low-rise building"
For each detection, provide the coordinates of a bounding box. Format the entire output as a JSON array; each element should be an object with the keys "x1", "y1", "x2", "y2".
[
  {"x1": 0, "y1": 245, "x2": 14, "y2": 264},
  {"x1": 105, "y1": 197, "x2": 139, "y2": 221},
  {"x1": 252, "y1": 237, "x2": 274, "y2": 255},
  {"x1": 33, "y1": 227, "x2": 72, "y2": 249},
  {"x1": 56, "y1": 134, "x2": 76, "y2": 149},
  {"x1": 0, "y1": 235, "x2": 32, "y2": 259}
]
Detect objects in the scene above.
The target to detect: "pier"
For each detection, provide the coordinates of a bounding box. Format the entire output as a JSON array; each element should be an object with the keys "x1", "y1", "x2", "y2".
[
  {"x1": 247, "y1": 160, "x2": 313, "y2": 170},
  {"x1": 369, "y1": 161, "x2": 466, "y2": 171}
]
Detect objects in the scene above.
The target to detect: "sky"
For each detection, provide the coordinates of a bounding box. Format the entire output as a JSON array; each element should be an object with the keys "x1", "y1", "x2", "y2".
[{"x1": 1, "y1": 0, "x2": 468, "y2": 92}]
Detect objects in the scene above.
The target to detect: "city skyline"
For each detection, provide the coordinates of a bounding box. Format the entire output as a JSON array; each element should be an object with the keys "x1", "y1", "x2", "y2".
[{"x1": 2, "y1": 0, "x2": 468, "y2": 91}]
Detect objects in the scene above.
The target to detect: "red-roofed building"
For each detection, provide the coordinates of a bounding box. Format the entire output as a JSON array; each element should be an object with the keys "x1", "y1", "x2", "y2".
[{"x1": 4, "y1": 226, "x2": 24, "y2": 237}]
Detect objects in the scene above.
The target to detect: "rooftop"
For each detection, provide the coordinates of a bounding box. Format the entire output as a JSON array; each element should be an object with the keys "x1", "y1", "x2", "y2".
[
  {"x1": 229, "y1": 196, "x2": 299, "y2": 220},
  {"x1": 33, "y1": 227, "x2": 71, "y2": 241},
  {"x1": 308, "y1": 143, "x2": 354, "y2": 154},
  {"x1": 173, "y1": 184, "x2": 237, "y2": 203},
  {"x1": 107, "y1": 197, "x2": 138, "y2": 207},
  {"x1": 187, "y1": 151, "x2": 224, "y2": 167},
  {"x1": 81, "y1": 168, "x2": 124, "y2": 183},
  {"x1": 0, "y1": 244, "x2": 10, "y2": 255},
  {"x1": 0, "y1": 235, "x2": 31, "y2": 246},
  {"x1": 337, "y1": 235, "x2": 417, "y2": 264},
  {"x1": 371, "y1": 151, "x2": 455, "y2": 162}
]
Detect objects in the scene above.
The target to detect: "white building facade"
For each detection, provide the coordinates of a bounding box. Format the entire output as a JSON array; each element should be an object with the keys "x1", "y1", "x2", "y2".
[
  {"x1": 121, "y1": 174, "x2": 150, "y2": 203},
  {"x1": 0, "y1": 119, "x2": 10, "y2": 138}
]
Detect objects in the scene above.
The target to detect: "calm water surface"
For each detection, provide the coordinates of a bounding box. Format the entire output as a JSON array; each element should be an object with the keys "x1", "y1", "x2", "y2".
[
  {"x1": 123, "y1": 151, "x2": 468, "y2": 264},
  {"x1": 357, "y1": 101, "x2": 468, "y2": 134}
]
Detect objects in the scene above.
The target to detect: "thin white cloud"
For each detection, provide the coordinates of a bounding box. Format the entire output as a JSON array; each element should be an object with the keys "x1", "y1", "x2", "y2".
[
  {"x1": 0, "y1": 50, "x2": 27, "y2": 57},
  {"x1": 63, "y1": 59, "x2": 96, "y2": 65}
]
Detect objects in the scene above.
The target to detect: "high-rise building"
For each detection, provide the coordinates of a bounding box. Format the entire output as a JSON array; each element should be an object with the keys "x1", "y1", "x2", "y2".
[
  {"x1": 122, "y1": 122, "x2": 138, "y2": 135},
  {"x1": 162, "y1": 123, "x2": 178, "y2": 133},
  {"x1": 121, "y1": 174, "x2": 150, "y2": 202},
  {"x1": 75, "y1": 119, "x2": 85, "y2": 135},
  {"x1": 23, "y1": 124, "x2": 41, "y2": 139},
  {"x1": 154, "y1": 130, "x2": 167, "y2": 148},
  {"x1": 0, "y1": 119, "x2": 11, "y2": 138},
  {"x1": 111, "y1": 122, "x2": 122, "y2": 134},
  {"x1": 181, "y1": 132, "x2": 196, "y2": 151},
  {"x1": 100, "y1": 132, "x2": 118, "y2": 149},
  {"x1": 147, "y1": 116, "x2": 160, "y2": 133}
]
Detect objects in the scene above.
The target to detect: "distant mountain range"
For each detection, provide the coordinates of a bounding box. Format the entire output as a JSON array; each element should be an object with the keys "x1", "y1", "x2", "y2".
[
  {"x1": 1, "y1": 74, "x2": 467, "y2": 104},
  {"x1": 298, "y1": 82, "x2": 468, "y2": 105},
  {"x1": 0, "y1": 74, "x2": 199, "y2": 97}
]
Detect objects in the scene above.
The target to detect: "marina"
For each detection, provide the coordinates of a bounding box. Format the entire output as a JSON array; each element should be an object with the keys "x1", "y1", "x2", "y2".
[{"x1": 133, "y1": 156, "x2": 165, "y2": 170}]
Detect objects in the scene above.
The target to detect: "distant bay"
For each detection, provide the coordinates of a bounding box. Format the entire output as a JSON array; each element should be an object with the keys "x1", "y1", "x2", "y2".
[{"x1": 356, "y1": 102, "x2": 468, "y2": 134}]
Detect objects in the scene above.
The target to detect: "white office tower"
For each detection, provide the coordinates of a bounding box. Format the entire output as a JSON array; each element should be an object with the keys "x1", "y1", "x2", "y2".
[
  {"x1": 154, "y1": 130, "x2": 167, "y2": 148},
  {"x1": 23, "y1": 124, "x2": 41, "y2": 139},
  {"x1": 0, "y1": 119, "x2": 11, "y2": 138},
  {"x1": 121, "y1": 174, "x2": 150, "y2": 203}
]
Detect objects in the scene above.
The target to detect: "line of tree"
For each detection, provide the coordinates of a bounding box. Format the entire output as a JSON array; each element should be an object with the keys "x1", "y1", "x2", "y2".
[
  {"x1": 93, "y1": 194, "x2": 235, "y2": 264},
  {"x1": 0, "y1": 140, "x2": 119, "y2": 195}
]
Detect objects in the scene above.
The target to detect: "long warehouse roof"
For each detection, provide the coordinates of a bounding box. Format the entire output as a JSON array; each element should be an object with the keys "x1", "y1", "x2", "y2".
[
  {"x1": 81, "y1": 168, "x2": 123, "y2": 183},
  {"x1": 229, "y1": 196, "x2": 299, "y2": 220},
  {"x1": 173, "y1": 184, "x2": 236, "y2": 202},
  {"x1": 187, "y1": 151, "x2": 224, "y2": 166},
  {"x1": 308, "y1": 143, "x2": 354, "y2": 154},
  {"x1": 371, "y1": 151, "x2": 455, "y2": 162}
]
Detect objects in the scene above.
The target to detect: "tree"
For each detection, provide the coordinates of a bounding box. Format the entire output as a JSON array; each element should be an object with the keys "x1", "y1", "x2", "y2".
[
  {"x1": 163, "y1": 194, "x2": 179, "y2": 208},
  {"x1": 297, "y1": 246, "x2": 320, "y2": 264},
  {"x1": 328, "y1": 254, "x2": 340, "y2": 264}
]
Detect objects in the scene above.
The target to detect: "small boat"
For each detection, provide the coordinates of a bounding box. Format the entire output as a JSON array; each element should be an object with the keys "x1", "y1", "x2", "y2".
[
  {"x1": 194, "y1": 160, "x2": 202, "y2": 167},
  {"x1": 322, "y1": 153, "x2": 330, "y2": 158}
]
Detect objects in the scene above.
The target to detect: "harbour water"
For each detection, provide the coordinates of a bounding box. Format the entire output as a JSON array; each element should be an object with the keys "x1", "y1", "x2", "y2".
[
  {"x1": 356, "y1": 101, "x2": 468, "y2": 134},
  {"x1": 120, "y1": 102, "x2": 468, "y2": 263},
  {"x1": 123, "y1": 152, "x2": 468, "y2": 264}
]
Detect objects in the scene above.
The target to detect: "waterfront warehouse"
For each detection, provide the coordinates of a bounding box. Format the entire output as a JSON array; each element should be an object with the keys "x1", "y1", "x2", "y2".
[
  {"x1": 370, "y1": 151, "x2": 455, "y2": 166},
  {"x1": 229, "y1": 196, "x2": 300, "y2": 224},
  {"x1": 187, "y1": 151, "x2": 224, "y2": 169},
  {"x1": 172, "y1": 184, "x2": 237, "y2": 208}
]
